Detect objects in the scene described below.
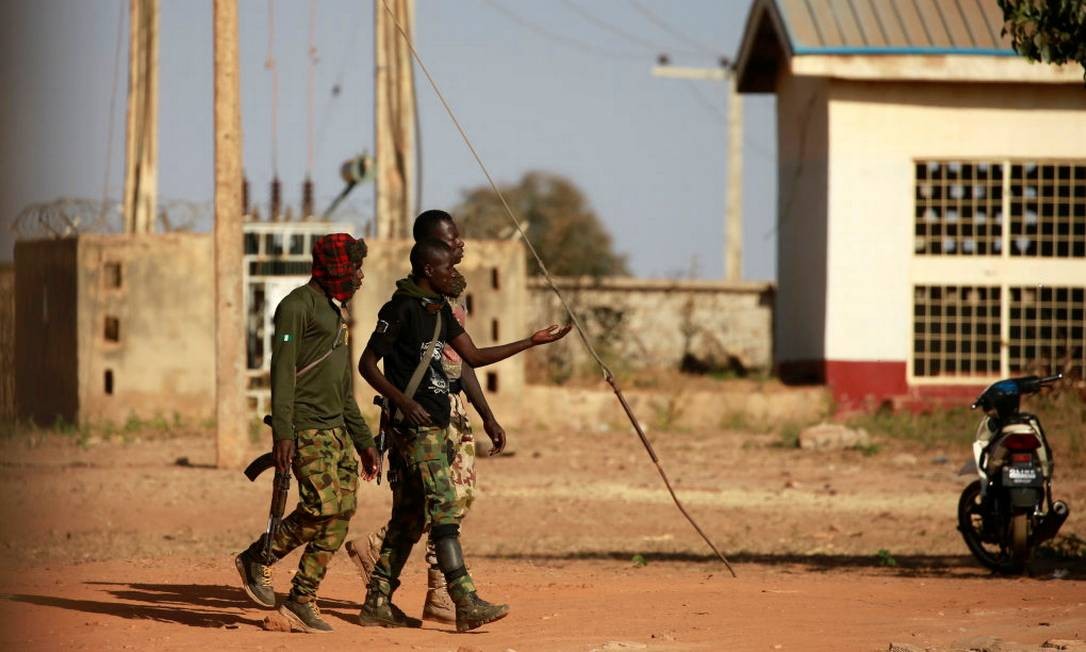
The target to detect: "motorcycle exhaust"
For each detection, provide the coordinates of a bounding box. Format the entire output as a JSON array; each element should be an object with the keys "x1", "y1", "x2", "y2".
[{"x1": 1033, "y1": 500, "x2": 1070, "y2": 544}]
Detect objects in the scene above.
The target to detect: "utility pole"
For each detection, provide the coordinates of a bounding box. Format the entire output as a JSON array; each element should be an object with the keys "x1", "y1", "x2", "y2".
[
  {"x1": 213, "y1": 0, "x2": 246, "y2": 469},
  {"x1": 651, "y1": 63, "x2": 743, "y2": 281},
  {"x1": 374, "y1": 0, "x2": 417, "y2": 239},
  {"x1": 123, "y1": 0, "x2": 158, "y2": 234}
]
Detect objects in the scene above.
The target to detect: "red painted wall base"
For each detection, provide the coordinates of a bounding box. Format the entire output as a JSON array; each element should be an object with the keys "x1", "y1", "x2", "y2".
[{"x1": 778, "y1": 359, "x2": 988, "y2": 412}]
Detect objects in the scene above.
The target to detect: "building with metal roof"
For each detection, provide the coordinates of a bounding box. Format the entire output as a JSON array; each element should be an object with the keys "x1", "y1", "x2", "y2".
[{"x1": 733, "y1": 0, "x2": 1086, "y2": 409}]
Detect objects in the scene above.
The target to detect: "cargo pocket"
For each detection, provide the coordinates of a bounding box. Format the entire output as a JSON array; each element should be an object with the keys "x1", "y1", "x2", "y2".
[
  {"x1": 337, "y1": 450, "x2": 359, "y2": 516},
  {"x1": 396, "y1": 427, "x2": 446, "y2": 466},
  {"x1": 293, "y1": 431, "x2": 341, "y2": 517}
]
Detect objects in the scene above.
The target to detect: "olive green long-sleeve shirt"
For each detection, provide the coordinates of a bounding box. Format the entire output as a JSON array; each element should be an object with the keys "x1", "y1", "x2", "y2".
[{"x1": 270, "y1": 284, "x2": 374, "y2": 450}]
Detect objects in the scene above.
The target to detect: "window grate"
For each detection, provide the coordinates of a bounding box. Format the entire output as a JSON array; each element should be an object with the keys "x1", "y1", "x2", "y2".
[
  {"x1": 1009, "y1": 162, "x2": 1086, "y2": 258},
  {"x1": 1009, "y1": 286, "x2": 1086, "y2": 379},
  {"x1": 913, "y1": 285, "x2": 1002, "y2": 377},
  {"x1": 915, "y1": 161, "x2": 1004, "y2": 256}
]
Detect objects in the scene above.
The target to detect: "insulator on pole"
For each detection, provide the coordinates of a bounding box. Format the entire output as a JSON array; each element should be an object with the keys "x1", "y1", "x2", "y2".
[{"x1": 270, "y1": 176, "x2": 282, "y2": 222}]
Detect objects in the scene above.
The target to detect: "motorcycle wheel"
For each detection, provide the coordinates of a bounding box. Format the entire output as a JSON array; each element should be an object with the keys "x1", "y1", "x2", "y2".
[
  {"x1": 1010, "y1": 513, "x2": 1030, "y2": 570},
  {"x1": 957, "y1": 480, "x2": 1023, "y2": 574}
]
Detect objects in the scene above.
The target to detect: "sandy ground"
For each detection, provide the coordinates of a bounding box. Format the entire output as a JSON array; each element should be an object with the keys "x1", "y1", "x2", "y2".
[{"x1": 0, "y1": 422, "x2": 1083, "y2": 651}]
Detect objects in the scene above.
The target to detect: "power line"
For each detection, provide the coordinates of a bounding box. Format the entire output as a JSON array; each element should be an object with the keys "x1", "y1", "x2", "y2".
[
  {"x1": 628, "y1": 0, "x2": 720, "y2": 57},
  {"x1": 480, "y1": 0, "x2": 647, "y2": 61},
  {"x1": 560, "y1": 0, "x2": 663, "y2": 52},
  {"x1": 99, "y1": 0, "x2": 125, "y2": 222},
  {"x1": 314, "y1": 4, "x2": 366, "y2": 162}
]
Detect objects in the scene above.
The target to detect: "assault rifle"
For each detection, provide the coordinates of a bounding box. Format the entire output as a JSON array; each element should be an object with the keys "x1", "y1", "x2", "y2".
[
  {"x1": 243, "y1": 415, "x2": 290, "y2": 565},
  {"x1": 373, "y1": 396, "x2": 390, "y2": 485}
]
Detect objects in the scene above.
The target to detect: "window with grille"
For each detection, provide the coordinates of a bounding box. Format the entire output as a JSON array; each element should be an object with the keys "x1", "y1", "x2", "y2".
[
  {"x1": 913, "y1": 285, "x2": 1001, "y2": 377},
  {"x1": 1009, "y1": 163, "x2": 1086, "y2": 258},
  {"x1": 915, "y1": 160, "x2": 1086, "y2": 258},
  {"x1": 1009, "y1": 286, "x2": 1086, "y2": 379},
  {"x1": 915, "y1": 161, "x2": 1004, "y2": 256}
]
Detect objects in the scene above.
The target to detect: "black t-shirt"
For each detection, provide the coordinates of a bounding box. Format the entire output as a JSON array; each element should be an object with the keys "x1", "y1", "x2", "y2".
[{"x1": 367, "y1": 294, "x2": 464, "y2": 427}]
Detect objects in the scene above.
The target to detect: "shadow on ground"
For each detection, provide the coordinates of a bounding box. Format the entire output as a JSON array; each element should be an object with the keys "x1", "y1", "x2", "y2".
[
  {"x1": 480, "y1": 550, "x2": 1086, "y2": 580},
  {"x1": 0, "y1": 582, "x2": 358, "y2": 629}
]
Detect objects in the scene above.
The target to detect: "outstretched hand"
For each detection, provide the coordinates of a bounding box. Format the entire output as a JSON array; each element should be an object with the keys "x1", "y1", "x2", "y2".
[{"x1": 530, "y1": 324, "x2": 572, "y2": 346}]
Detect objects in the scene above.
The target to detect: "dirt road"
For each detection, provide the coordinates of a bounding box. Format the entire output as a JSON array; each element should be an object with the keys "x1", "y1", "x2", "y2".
[{"x1": 0, "y1": 423, "x2": 1083, "y2": 650}]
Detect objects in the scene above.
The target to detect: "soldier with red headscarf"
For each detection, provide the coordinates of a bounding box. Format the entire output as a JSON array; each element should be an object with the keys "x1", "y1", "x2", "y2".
[{"x1": 235, "y1": 233, "x2": 379, "y2": 634}]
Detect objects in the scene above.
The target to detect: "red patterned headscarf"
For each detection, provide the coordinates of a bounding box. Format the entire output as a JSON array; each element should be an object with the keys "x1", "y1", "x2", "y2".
[{"x1": 311, "y1": 233, "x2": 367, "y2": 303}]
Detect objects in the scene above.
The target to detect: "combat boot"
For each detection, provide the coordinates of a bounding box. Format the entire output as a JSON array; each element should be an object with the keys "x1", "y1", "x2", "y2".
[
  {"x1": 345, "y1": 526, "x2": 385, "y2": 584},
  {"x1": 454, "y1": 592, "x2": 509, "y2": 632},
  {"x1": 278, "y1": 595, "x2": 334, "y2": 633},
  {"x1": 421, "y1": 566, "x2": 456, "y2": 624},
  {"x1": 358, "y1": 589, "x2": 423, "y2": 628},
  {"x1": 234, "y1": 551, "x2": 275, "y2": 608}
]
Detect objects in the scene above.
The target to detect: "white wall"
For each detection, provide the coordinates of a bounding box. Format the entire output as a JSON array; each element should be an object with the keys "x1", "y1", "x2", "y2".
[{"x1": 824, "y1": 80, "x2": 1086, "y2": 363}]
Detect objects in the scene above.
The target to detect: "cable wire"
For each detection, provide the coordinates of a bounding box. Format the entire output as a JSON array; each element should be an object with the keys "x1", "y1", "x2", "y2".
[
  {"x1": 99, "y1": 0, "x2": 126, "y2": 222},
  {"x1": 480, "y1": 0, "x2": 647, "y2": 61},
  {"x1": 266, "y1": 0, "x2": 279, "y2": 177},
  {"x1": 380, "y1": 0, "x2": 736, "y2": 576},
  {"x1": 628, "y1": 0, "x2": 719, "y2": 57}
]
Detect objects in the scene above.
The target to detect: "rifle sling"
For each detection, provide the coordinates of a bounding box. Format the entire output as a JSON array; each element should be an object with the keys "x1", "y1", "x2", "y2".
[{"x1": 392, "y1": 310, "x2": 443, "y2": 424}]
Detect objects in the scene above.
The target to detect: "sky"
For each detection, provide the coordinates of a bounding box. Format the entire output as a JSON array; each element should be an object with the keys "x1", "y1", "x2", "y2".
[{"x1": 0, "y1": 0, "x2": 778, "y2": 280}]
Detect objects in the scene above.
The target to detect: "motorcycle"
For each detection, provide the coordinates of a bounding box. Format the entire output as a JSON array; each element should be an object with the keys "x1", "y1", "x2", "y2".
[{"x1": 957, "y1": 374, "x2": 1071, "y2": 573}]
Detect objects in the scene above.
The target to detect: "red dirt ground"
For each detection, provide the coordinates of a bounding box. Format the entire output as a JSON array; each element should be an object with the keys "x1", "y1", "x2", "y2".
[{"x1": 0, "y1": 422, "x2": 1083, "y2": 651}]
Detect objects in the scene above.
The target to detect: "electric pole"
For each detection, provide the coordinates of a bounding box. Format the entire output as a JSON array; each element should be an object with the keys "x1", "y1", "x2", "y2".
[
  {"x1": 374, "y1": 0, "x2": 417, "y2": 239},
  {"x1": 213, "y1": 0, "x2": 246, "y2": 468},
  {"x1": 651, "y1": 63, "x2": 743, "y2": 281},
  {"x1": 123, "y1": 0, "x2": 158, "y2": 234}
]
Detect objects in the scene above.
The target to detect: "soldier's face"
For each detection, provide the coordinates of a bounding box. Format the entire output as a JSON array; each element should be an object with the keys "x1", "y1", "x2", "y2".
[
  {"x1": 352, "y1": 263, "x2": 365, "y2": 291},
  {"x1": 431, "y1": 219, "x2": 465, "y2": 264},
  {"x1": 426, "y1": 251, "x2": 458, "y2": 296}
]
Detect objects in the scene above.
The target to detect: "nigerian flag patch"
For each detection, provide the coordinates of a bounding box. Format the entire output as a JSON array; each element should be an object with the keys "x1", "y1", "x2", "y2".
[{"x1": 282, "y1": 334, "x2": 292, "y2": 342}]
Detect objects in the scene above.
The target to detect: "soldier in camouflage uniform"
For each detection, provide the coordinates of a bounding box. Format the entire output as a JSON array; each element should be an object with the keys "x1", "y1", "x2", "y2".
[
  {"x1": 356, "y1": 238, "x2": 569, "y2": 632},
  {"x1": 346, "y1": 210, "x2": 506, "y2": 625},
  {"x1": 235, "y1": 234, "x2": 379, "y2": 634}
]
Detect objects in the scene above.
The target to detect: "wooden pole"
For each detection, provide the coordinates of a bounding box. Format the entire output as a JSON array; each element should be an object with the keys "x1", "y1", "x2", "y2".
[
  {"x1": 374, "y1": 0, "x2": 416, "y2": 238},
  {"x1": 123, "y1": 0, "x2": 159, "y2": 234},
  {"x1": 649, "y1": 64, "x2": 743, "y2": 280},
  {"x1": 725, "y1": 73, "x2": 743, "y2": 281},
  {"x1": 213, "y1": 0, "x2": 246, "y2": 468}
]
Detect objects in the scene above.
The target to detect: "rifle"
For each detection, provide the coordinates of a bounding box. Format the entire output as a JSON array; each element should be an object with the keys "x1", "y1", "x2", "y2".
[
  {"x1": 243, "y1": 414, "x2": 291, "y2": 565},
  {"x1": 373, "y1": 396, "x2": 390, "y2": 485}
]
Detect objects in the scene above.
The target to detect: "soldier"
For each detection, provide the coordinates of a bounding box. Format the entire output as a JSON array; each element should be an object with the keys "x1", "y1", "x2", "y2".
[
  {"x1": 345, "y1": 210, "x2": 505, "y2": 625},
  {"x1": 356, "y1": 238, "x2": 570, "y2": 632},
  {"x1": 235, "y1": 233, "x2": 379, "y2": 634}
]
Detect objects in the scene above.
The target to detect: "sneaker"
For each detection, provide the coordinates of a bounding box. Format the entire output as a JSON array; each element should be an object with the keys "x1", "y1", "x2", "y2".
[
  {"x1": 455, "y1": 592, "x2": 509, "y2": 632},
  {"x1": 358, "y1": 591, "x2": 423, "y2": 628},
  {"x1": 278, "y1": 596, "x2": 334, "y2": 634},
  {"x1": 234, "y1": 551, "x2": 275, "y2": 608}
]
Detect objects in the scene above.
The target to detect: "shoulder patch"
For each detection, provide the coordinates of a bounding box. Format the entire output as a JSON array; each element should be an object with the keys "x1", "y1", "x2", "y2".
[
  {"x1": 282, "y1": 334, "x2": 292, "y2": 342},
  {"x1": 375, "y1": 319, "x2": 390, "y2": 334}
]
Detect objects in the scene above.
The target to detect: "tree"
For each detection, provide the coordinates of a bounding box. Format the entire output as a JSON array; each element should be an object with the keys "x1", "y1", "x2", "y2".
[
  {"x1": 998, "y1": 0, "x2": 1086, "y2": 78},
  {"x1": 454, "y1": 171, "x2": 628, "y2": 277}
]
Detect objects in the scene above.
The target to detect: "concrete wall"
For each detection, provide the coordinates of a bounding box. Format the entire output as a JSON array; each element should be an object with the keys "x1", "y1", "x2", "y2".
[
  {"x1": 14, "y1": 235, "x2": 216, "y2": 426},
  {"x1": 14, "y1": 239, "x2": 80, "y2": 425},
  {"x1": 76, "y1": 234, "x2": 216, "y2": 424},
  {"x1": 825, "y1": 80, "x2": 1086, "y2": 366},
  {"x1": 774, "y1": 71, "x2": 830, "y2": 375},
  {"x1": 0, "y1": 264, "x2": 17, "y2": 424},
  {"x1": 525, "y1": 277, "x2": 774, "y2": 379},
  {"x1": 348, "y1": 238, "x2": 527, "y2": 416}
]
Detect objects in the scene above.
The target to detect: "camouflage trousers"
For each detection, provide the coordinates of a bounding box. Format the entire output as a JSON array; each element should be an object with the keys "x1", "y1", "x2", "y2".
[
  {"x1": 369, "y1": 424, "x2": 476, "y2": 600},
  {"x1": 246, "y1": 427, "x2": 359, "y2": 600}
]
